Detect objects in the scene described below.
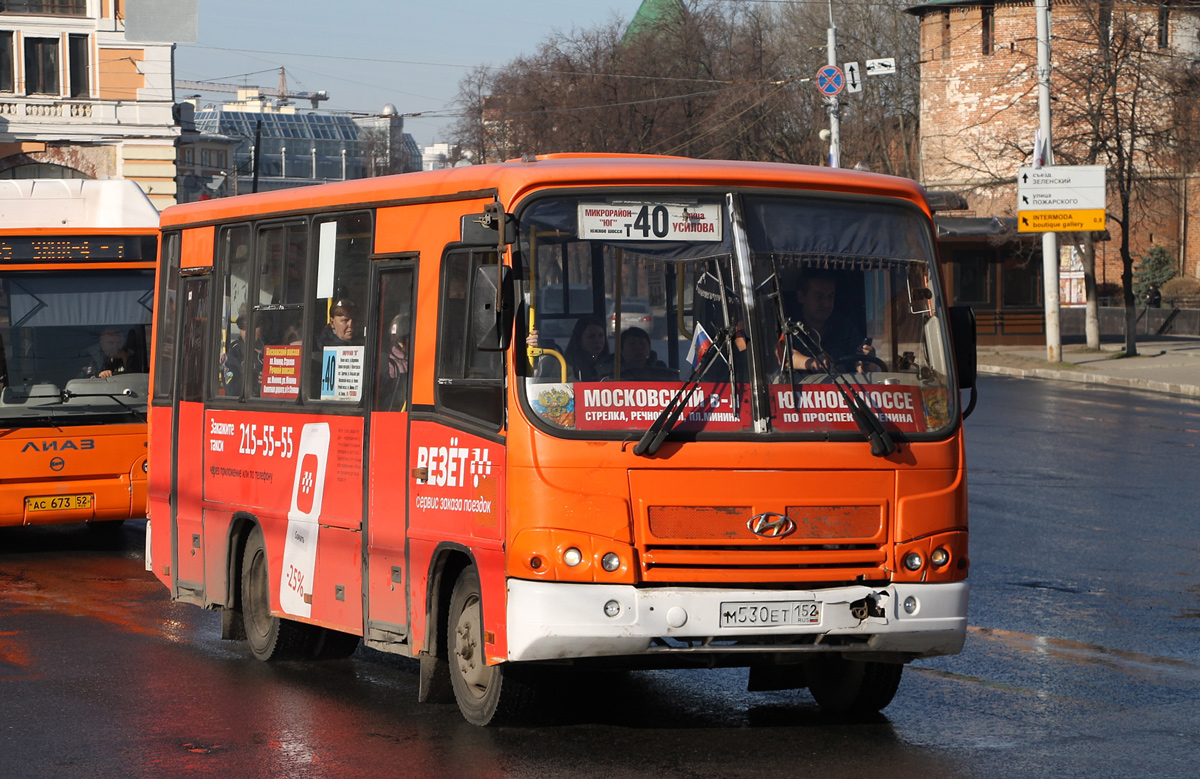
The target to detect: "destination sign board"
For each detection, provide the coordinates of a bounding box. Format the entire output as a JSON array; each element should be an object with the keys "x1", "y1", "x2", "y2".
[{"x1": 1017, "y1": 165, "x2": 1107, "y2": 233}]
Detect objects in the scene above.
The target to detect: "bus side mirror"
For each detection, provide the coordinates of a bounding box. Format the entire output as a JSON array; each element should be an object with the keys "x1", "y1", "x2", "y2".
[
  {"x1": 473, "y1": 265, "x2": 513, "y2": 351},
  {"x1": 948, "y1": 305, "x2": 977, "y2": 390},
  {"x1": 461, "y1": 208, "x2": 517, "y2": 247}
]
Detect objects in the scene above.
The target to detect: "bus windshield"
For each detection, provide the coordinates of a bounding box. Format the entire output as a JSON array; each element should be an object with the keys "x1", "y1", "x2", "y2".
[
  {"x1": 519, "y1": 192, "x2": 956, "y2": 440},
  {"x1": 0, "y1": 269, "x2": 154, "y2": 424}
]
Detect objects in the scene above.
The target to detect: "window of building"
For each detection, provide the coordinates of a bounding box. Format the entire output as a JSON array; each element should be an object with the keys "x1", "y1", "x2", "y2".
[
  {"x1": 24, "y1": 37, "x2": 58, "y2": 95},
  {"x1": 182, "y1": 147, "x2": 193, "y2": 166},
  {"x1": 952, "y1": 251, "x2": 994, "y2": 307},
  {"x1": 1158, "y1": 5, "x2": 1171, "y2": 49},
  {"x1": 201, "y1": 149, "x2": 210, "y2": 167},
  {"x1": 0, "y1": 31, "x2": 13, "y2": 92},
  {"x1": 436, "y1": 248, "x2": 504, "y2": 428},
  {"x1": 940, "y1": 10, "x2": 951, "y2": 60},
  {"x1": 981, "y1": 4, "x2": 994, "y2": 56},
  {"x1": 67, "y1": 33, "x2": 87, "y2": 97},
  {"x1": 0, "y1": 1, "x2": 86, "y2": 16}
]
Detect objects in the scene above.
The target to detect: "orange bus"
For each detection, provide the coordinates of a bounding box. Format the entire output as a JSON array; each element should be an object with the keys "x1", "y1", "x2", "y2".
[
  {"x1": 0, "y1": 180, "x2": 158, "y2": 529},
  {"x1": 148, "y1": 155, "x2": 977, "y2": 725}
]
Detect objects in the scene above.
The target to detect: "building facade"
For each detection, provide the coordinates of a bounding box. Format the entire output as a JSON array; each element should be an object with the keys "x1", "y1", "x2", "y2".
[
  {"x1": 193, "y1": 92, "x2": 422, "y2": 194},
  {"x1": 909, "y1": 0, "x2": 1200, "y2": 321},
  {"x1": 0, "y1": 0, "x2": 179, "y2": 208}
]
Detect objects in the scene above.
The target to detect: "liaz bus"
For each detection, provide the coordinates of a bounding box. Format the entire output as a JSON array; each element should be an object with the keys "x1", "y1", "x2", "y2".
[
  {"x1": 147, "y1": 155, "x2": 977, "y2": 725},
  {"x1": 1, "y1": 180, "x2": 158, "y2": 529}
]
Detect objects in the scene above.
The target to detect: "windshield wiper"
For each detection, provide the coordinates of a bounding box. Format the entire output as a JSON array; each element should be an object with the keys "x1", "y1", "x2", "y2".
[
  {"x1": 61, "y1": 387, "x2": 146, "y2": 422},
  {"x1": 782, "y1": 319, "x2": 897, "y2": 458},
  {"x1": 633, "y1": 327, "x2": 732, "y2": 457}
]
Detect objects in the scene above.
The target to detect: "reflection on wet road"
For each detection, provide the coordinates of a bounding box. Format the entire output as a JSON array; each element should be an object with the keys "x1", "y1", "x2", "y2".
[{"x1": 2, "y1": 376, "x2": 1200, "y2": 778}]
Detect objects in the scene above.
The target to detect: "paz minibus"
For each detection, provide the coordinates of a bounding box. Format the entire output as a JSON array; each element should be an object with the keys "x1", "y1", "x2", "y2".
[{"x1": 147, "y1": 155, "x2": 976, "y2": 725}]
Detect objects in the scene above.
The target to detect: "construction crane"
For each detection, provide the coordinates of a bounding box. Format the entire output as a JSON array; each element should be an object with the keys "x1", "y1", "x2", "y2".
[{"x1": 176, "y1": 67, "x2": 329, "y2": 110}]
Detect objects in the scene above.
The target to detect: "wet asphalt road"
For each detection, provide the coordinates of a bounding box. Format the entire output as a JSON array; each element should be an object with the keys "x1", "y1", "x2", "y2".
[{"x1": 2, "y1": 375, "x2": 1200, "y2": 778}]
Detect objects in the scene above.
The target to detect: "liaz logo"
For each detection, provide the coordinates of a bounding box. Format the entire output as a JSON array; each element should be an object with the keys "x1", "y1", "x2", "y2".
[{"x1": 22, "y1": 439, "x2": 95, "y2": 453}]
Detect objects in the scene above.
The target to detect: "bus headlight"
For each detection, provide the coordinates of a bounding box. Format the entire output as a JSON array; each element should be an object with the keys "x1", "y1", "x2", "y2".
[
  {"x1": 903, "y1": 552, "x2": 924, "y2": 571},
  {"x1": 601, "y1": 552, "x2": 621, "y2": 572},
  {"x1": 563, "y1": 547, "x2": 583, "y2": 567},
  {"x1": 930, "y1": 547, "x2": 950, "y2": 567}
]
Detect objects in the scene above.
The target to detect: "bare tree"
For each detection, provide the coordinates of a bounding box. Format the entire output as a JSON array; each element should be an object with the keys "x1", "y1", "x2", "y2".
[{"x1": 1051, "y1": 2, "x2": 1200, "y2": 356}]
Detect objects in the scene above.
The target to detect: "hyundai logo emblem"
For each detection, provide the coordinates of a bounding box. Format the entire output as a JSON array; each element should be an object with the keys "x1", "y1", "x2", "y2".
[
  {"x1": 748, "y1": 512, "x2": 796, "y2": 538},
  {"x1": 49, "y1": 457, "x2": 65, "y2": 472}
]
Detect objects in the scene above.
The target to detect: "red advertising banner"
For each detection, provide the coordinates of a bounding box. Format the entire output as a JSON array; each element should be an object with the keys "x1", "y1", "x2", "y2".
[
  {"x1": 262, "y1": 345, "x2": 301, "y2": 400},
  {"x1": 769, "y1": 384, "x2": 928, "y2": 433},
  {"x1": 573, "y1": 382, "x2": 752, "y2": 432},
  {"x1": 409, "y1": 420, "x2": 505, "y2": 540},
  {"x1": 203, "y1": 409, "x2": 364, "y2": 528},
  {"x1": 569, "y1": 381, "x2": 930, "y2": 433}
]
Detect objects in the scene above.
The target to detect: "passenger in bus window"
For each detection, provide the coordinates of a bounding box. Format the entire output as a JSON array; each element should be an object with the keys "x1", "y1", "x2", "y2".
[
  {"x1": 86, "y1": 327, "x2": 131, "y2": 378},
  {"x1": 379, "y1": 313, "x2": 409, "y2": 411},
  {"x1": 317, "y1": 299, "x2": 362, "y2": 347},
  {"x1": 527, "y1": 315, "x2": 611, "y2": 382},
  {"x1": 614, "y1": 327, "x2": 677, "y2": 382},
  {"x1": 782, "y1": 270, "x2": 878, "y2": 372}
]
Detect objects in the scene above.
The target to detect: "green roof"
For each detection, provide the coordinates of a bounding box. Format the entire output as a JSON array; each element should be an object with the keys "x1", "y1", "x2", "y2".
[{"x1": 624, "y1": 0, "x2": 686, "y2": 41}]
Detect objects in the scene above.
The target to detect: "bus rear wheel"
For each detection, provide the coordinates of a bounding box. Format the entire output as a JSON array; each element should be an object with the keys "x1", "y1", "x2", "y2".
[
  {"x1": 806, "y1": 656, "x2": 903, "y2": 716},
  {"x1": 241, "y1": 526, "x2": 314, "y2": 661},
  {"x1": 447, "y1": 566, "x2": 536, "y2": 726}
]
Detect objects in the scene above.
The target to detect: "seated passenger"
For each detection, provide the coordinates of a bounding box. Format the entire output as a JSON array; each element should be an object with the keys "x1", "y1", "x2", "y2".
[
  {"x1": 782, "y1": 270, "x2": 880, "y2": 372},
  {"x1": 318, "y1": 299, "x2": 362, "y2": 347},
  {"x1": 527, "y1": 315, "x2": 611, "y2": 382},
  {"x1": 613, "y1": 327, "x2": 677, "y2": 381}
]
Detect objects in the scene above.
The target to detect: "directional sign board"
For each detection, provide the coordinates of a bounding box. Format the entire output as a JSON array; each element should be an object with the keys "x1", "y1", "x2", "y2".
[
  {"x1": 816, "y1": 65, "x2": 844, "y2": 96},
  {"x1": 844, "y1": 62, "x2": 863, "y2": 93},
  {"x1": 1017, "y1": 164, "x2": 1107, "y2": 233},
  {"x1": 865, "y1": 58, "x2": 896, "y2": 76}
]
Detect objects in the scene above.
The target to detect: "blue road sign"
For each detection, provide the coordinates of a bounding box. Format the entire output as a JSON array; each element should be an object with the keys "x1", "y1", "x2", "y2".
[{"x1": 816, "y1": 65, "x2": 844, "y2": 96}]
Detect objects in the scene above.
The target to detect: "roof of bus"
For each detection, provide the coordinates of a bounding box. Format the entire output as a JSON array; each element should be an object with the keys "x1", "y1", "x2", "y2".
[
  {"x1": 0, "y1": 179, "x2": 160, "y2": 231},
  {"x1": 158, "y1": 154, "x2": 931, "y2": 228}
]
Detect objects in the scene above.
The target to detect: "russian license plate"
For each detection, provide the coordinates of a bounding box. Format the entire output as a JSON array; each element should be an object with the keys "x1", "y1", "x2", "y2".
[
  {"x1": 25, "y1": 494, "x2": 93, "y2": 512},
  {"x1": 720, "y1": 600, "x2": 821, "y2": 628}
]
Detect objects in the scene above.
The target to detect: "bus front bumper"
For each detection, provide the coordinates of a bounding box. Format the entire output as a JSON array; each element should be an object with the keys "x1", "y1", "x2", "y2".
[{"x1": 506, "y1": 579, "x2": 968, "y2": 663}]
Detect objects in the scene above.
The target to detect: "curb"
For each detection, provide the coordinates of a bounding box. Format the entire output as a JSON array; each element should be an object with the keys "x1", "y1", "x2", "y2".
[{"x1": 977, "y1": 363, "x2": 1200, "y2": 398}]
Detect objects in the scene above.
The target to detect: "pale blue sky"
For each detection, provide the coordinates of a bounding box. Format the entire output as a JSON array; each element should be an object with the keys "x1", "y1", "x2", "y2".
[{"x1": 174, "y1": 1, "x2": 647, "y2": 145}]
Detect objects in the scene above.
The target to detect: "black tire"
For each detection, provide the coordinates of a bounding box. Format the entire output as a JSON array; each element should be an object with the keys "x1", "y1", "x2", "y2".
[
  {"x1": 241, "y1": 526, "x2": 316, "y2": 661},
  {"x1": 447, "y1": 566, "x2": 537, "y2": 726},
  {"x1": 309, "y1": 627, "x2": 360, "y2": 660},
  {"x1": 806, "y1": 656, "x2": 903, "y2": 716}
]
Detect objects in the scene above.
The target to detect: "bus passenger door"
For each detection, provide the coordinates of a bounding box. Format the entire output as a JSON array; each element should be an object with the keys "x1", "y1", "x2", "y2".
[
  {"x1": 172, "y1": 275, "x2": 210, "y2": 603},
  {"x1": 365, "y1": 263, "x2": 416, "y2": 641}
]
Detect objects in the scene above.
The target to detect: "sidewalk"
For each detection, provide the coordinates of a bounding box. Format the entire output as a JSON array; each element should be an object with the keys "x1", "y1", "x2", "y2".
[{"x1": 976, "y1": 335, "x2": 1200, "y2": 398}]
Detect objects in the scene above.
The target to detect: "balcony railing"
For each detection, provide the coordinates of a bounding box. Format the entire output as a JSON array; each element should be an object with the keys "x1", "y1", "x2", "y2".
[{"x1": 0, "y1": 1, "x2": 86, "y2": 16}]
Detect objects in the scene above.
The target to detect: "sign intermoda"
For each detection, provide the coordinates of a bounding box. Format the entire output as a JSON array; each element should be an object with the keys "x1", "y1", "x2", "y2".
[{"x1": 1017, "y1": 164, "x2": 1107, "y2": 233}]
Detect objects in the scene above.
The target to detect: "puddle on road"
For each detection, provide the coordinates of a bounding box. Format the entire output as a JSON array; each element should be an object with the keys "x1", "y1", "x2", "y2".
[{"x1": 966, "y1": 625, "x2": 1200, "y2": 682}]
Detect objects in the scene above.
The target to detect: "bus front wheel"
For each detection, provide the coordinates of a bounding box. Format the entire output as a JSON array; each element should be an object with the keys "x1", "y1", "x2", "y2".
[
  {"x1": 447, "y1": 566, "x2": 536, "y2": 726},
  {"x1": 806, "y1": 656, "x2": 903, "y2": 716},
  {"x1": 241, "y1": 526, "x2": 314, "y2": 661}
]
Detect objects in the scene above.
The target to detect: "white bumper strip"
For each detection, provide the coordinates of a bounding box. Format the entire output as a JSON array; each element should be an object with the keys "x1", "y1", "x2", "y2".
[{"x1": 506, "y1": 579, "x2": 968, "y2": 662}]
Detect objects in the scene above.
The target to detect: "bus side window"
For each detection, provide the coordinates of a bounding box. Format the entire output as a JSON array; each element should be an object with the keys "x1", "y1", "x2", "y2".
[
  {"x1": 436, "y1": 249, "x2": 503, "y2": 428},
  {"x1": 215, "y1": 225, "x2": 251, "y2": 399},
  {"x1": 252, "y1": 222, "x2": 306, "y2": 401},
  {"x1": 310, "y1": 211, "x2": 372, "y2": 403},
  {"x1": 152, "y1": 231, "x2": 181, "y2": 402},
  {"x1": 373, "y1": 267, "x2": 414, "y2": 413}
]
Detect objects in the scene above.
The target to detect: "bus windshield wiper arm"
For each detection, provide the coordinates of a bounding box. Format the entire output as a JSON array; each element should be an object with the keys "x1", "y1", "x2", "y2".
[
  {"x1": 783, "y1": 319, "x2": 897, "y2": 458},
  {"x1": 633, "y1": 327, "x2": 732, "y2": 457},
  {"x1": 62, "y1": 388, "x2": 146, "y2": 422}
]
